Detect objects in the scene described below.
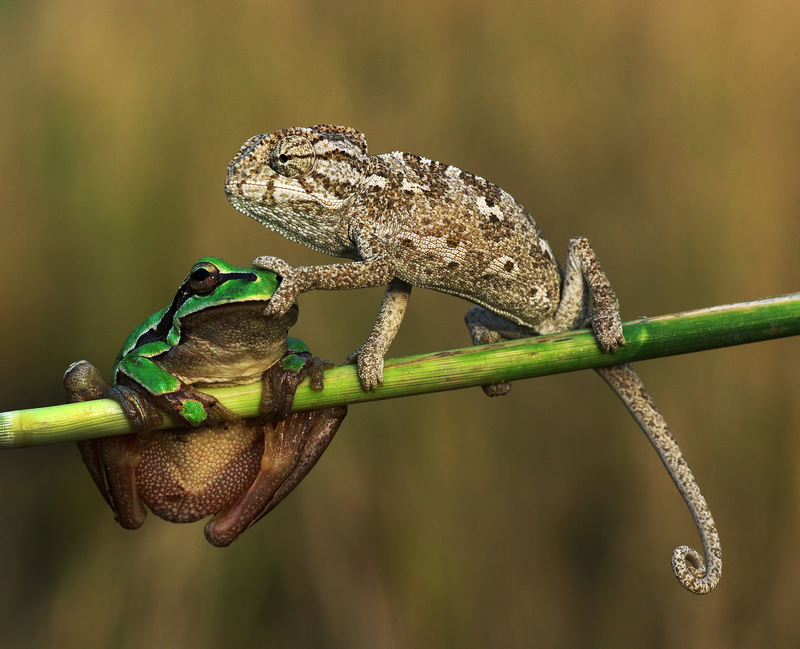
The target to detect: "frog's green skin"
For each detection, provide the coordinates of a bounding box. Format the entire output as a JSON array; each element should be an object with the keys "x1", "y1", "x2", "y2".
[
  {"x1": 108, "y1": 256, "x2": 309, "y2": 430},
  {"x1": 64, "y1": 257, "x2": 346, "y2": 547}
]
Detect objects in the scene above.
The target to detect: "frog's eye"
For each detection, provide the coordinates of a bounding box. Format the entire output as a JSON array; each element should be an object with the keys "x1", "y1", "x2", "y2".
[
  {"x1": 189, "y1": 262, "x2": 221, "y2": 295},
  {"x1": 269, "y1": 135, "x2": 315, "y2": 178}
]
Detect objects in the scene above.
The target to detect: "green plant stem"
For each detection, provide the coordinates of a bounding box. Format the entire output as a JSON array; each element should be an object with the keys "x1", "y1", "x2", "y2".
[{"x1": 2, "y1": 292, "x2": 798, "y2": 449}]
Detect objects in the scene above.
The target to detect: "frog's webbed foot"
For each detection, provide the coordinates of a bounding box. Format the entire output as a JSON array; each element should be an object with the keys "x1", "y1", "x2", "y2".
[
  {"x1": 252, "y1": 255, "x2": 300, "y2": 318},
  {"x1": 107, "y1": 385, "x2": 165, "y2": 440},
  {"x1": 596, "y1": 363, "x2": 722, "y2": 594},
  {"x1": 308, "y1": 356, "x2": 334, "y2": 392},
  {"x1": 111, "y1": 379, "x2": 238, "y2": 439},
  {"x1": 204, "y1": 405, "x2": 347, "y2": 547}
]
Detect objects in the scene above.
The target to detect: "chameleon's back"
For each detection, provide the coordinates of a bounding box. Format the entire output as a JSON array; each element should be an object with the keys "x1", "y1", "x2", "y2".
[{"x1": 357, "y1": 150, "x2": 564, "y2": 329}]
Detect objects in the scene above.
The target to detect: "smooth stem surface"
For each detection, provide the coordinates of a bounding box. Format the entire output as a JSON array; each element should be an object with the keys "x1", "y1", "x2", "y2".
[{"x1": 2, "y1": 292, "x2": 798, "y2": 448}]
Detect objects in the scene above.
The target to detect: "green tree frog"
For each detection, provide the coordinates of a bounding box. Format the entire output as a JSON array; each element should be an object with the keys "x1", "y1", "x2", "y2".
[{"x1": 64, "y1": 257, "x2": 346, "y2": 547}]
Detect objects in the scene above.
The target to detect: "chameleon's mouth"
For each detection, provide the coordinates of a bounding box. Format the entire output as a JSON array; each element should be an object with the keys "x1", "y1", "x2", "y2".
[{"x1": 225, "y1": 176, "x2": 349, "y2": 213}]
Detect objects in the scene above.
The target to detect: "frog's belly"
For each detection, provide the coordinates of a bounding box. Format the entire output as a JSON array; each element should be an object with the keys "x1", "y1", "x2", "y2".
[
  {"x1": 161, "y1": 347, "x2": 281, "y2": 387},
  {"x1": 137, "y1": 421, "x2": 264, "y2": 523}
]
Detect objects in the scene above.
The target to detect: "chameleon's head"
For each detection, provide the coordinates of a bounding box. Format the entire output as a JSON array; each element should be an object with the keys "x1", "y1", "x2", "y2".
[{"x1": 225, "y1": 125, "x2": 369, "y2": 250}]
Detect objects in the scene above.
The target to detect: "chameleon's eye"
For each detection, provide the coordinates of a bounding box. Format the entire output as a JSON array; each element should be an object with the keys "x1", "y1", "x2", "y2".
[
  {"x1": 269, "y1": 135, "x2": 315, "y2": 178},
  {"x1": 189, "y1": 262, "x2": 221, "y2": 295}
]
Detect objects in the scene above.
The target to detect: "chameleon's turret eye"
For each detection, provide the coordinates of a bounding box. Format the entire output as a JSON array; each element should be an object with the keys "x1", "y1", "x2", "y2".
[
  {"x1": 269, "y1": 135, "x2": 316, "y2": 178},
  {"x1": 189, "y1": 262, "x2": 221, "y2": 295}
]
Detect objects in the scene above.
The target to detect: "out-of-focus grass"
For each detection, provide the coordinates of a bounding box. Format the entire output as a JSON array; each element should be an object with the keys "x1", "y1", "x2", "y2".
[{"x1": 0, "y1": 1, "x2": 799, "y2": 647}]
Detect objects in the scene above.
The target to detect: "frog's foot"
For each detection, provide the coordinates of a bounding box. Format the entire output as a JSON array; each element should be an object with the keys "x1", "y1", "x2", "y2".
[
  {"x1": 343, "y1": 346, "x2": 384, "y2": 391},
  {"x1": 205, "y1": 405, "x2": 347, "y2": 547},
  {"x1": 64, "y1": 360, "x2": 110, "y2": 403},
  {"x1": 157, "y1": 387, "x2": 240, "y2": 430},
  {"x1": 308, "y1": 357, "x2": 334, "y2": 392},
  {"x1": 96, "y1": 432, "x2": 148, "y2": 529},
  {"x1": 252, "y1": 255, "x2": 299, "y2": 318},
  {"x1": 591, "y1": 308, "x2": 626, "y2": 353},
  {"x1": 107, "y1": 385, "x2": 164, "y2": 438},
  {"x1": 261, "y1": 348, "x2": 327, "y2": 420}
]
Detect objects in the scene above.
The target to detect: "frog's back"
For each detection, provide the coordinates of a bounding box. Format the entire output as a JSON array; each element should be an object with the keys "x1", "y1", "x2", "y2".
[
  {"x1": 357, "y1": 152, "x2": 563, "y2": 328},
  {"x1": 111, "y1": 307, "x2": 170, "y2": 380}
]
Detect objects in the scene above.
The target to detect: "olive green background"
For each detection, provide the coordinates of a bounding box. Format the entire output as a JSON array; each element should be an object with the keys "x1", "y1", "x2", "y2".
[{"x1": 1, "y1": 1, "x2": 799, "y2": 647}]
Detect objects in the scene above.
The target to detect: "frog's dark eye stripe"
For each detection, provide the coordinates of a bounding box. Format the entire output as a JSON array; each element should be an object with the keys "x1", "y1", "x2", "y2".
[
  {"x1": 219, "y1": 271, "x2": 259, "y2": 283},
  {"x1": 132, "y1": 267, "x2": 259, "y2": 349}
]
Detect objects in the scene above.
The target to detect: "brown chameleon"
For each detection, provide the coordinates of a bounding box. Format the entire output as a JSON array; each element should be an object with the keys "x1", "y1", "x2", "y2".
[{"x1": 224, "y1": 125, "x2": 721, "y2": 593}]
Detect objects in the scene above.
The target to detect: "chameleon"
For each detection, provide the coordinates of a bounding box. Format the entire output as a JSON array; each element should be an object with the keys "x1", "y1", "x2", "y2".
[{"x1": 224, "y1": 124, "x2": 721, "y2": 593}]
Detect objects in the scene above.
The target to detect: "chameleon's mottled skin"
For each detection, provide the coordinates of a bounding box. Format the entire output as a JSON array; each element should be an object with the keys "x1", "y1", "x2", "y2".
[{"x1": 224, "y1": 125, "x2": 721, "y2": 593}]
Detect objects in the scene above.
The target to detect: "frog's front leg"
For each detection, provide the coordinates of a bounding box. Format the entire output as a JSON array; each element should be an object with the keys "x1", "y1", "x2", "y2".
[
  {"x1": 260, "y1": 338, "x2": 331, "y2": 420},
  {"x1": 205, "y1": 406, "x2": 347, "y2": 547},
  {"x1": 116, "y1": 354, "x2": 238, "y2": 431}
]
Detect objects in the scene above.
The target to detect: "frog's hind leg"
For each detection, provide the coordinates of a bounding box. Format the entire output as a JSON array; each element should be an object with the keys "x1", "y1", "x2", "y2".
[
  {"x1": 98, "y1": 433, "x2": 148, "y2": 529},
  {"x1": 204, "y1": 406, "x2": 346, "y2": 547},
  {"x1": 64, "y1": 361, "x2": 147, "y2": 528}
]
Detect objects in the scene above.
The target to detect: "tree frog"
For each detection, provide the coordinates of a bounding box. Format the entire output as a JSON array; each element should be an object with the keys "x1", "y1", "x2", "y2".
[{"x1": 64, "y1": 257, "x2": 346, "y2": 547}]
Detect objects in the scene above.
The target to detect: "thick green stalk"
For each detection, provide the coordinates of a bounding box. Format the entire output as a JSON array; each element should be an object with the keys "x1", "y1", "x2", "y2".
[{"x1": 1, "y1": 292, "x2": 798, "y2": 448}]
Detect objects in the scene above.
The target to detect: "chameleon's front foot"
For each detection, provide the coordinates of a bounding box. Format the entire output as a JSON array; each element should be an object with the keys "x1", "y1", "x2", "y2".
[
  {"x1": 252, "y1": 255, "x2": 300, "y2": 318},
  {"x1": 343, "y1": 346, "x2": 384, "y2": 391}
]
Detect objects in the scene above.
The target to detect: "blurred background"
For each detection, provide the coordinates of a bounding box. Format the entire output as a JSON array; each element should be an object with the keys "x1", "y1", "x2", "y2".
[{"x1": 1, "y1": 1, "x2": 799, "y2": 647}]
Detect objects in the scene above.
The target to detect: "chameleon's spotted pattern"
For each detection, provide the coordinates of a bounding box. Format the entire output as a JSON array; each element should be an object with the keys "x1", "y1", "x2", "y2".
[{"x1": 225, "y1": 125, "x2": 721, "y2": 593}]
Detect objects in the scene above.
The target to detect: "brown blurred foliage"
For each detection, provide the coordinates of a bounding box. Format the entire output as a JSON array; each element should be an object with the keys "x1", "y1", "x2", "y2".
[{"x1": 1, "y1": 1, "x2": 799, "y2": 647}]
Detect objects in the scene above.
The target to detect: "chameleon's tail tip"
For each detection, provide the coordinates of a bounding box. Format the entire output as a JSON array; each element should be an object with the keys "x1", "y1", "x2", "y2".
[{"x1": 671, "y1": 545, "x2": 721, "y2": 595}]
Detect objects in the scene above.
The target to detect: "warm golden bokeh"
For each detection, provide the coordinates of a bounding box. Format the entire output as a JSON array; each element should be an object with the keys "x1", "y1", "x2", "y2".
[{"x1": 1, "y1": 1, "x2": 799, "y2": 646}]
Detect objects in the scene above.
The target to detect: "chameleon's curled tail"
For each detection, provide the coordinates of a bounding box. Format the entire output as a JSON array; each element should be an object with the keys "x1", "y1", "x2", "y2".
[{"x1": 595, "y1": 363, "x2": 722, "y2": 595}]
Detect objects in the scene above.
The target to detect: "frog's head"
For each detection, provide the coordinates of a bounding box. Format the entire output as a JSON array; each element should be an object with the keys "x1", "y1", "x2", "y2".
[
  {"x1": 177, "y1": 257, "x2": 278, "y2": 315},
  {"x1": 165, "y1": 257, "x2": 297, "y2": 347},
  {"x1": 224, "y1": 125, "x2": 369, "y2": 252}
]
